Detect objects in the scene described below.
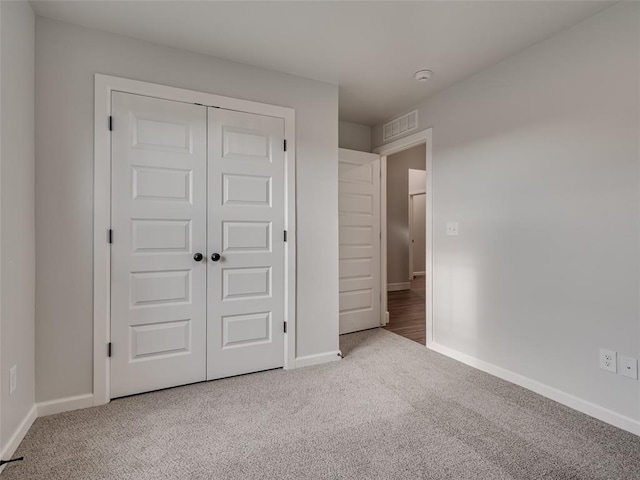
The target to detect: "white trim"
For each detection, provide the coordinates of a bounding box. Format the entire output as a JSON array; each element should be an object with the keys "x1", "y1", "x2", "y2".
[
  {"x1": 427, "y1": 341, "x2": 640, "y2": 437},
  {"x1": 412, "y1": 271, "x2": 426, "y2": 277},
  {"x1": 0, "y1": 405, "x2": 36, "y2": 472},
  {"x1": 94, "y1": 74, "x2": 297, "y2": 404},
  {"x1": 36, "y1": 394, "x2": 95, "y2": 417},
  {"x1": 380, "y1": 156, "x2": 388, "y2": 326},
  {"x1": 294, "y1": 351, "x2": 341, "y2": 369},
  {"x1": 387, "y1": 282, "x2": 411, "y2": 292},
  {"x1": 375, "y1": 128, "x2": 433, "y2": 344}
]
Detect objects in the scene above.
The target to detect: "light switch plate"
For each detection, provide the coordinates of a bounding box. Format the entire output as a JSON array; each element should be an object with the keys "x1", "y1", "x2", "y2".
[
  {"x1": 446, "y1": 222, "x2": 459, "y2": 236},
  {"x1": 619, "y1": 355, "x2": 638, "y2": 379}
]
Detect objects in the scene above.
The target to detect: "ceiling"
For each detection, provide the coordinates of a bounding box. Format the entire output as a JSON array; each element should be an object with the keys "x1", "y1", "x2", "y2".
[{"x1": 31, "y1": 1, "x2": 616, "y2": 126}]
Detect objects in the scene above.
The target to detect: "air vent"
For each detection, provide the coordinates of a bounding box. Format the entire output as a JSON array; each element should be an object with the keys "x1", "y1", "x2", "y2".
[{"x1": 383, "y1": 110, "x2": 418, "y2": 142}]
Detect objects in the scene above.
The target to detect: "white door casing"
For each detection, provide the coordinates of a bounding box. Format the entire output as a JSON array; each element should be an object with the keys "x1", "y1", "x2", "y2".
[
  {"x1": 410, "y1": 193, "x2": 427, "y2": 277},
  {"x1": 338, "y1": 149, "x2": 381, "y2": 334},
  {"x1": 110, "y1": 92, "x2": 207, "y2": 398},
  {"x1": 207, "y1": 108, "x2": 286, "y2": 379}
]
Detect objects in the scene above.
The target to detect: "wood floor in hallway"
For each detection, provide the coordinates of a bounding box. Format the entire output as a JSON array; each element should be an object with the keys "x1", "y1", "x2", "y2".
[{"x1": 384, "y1": 276, "x2": 426, "y2": 345}]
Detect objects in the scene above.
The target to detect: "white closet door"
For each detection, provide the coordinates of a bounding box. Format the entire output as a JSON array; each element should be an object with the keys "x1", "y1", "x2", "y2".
[
  {"x1": 338, "y1": 149, "x2": 381, "y2": 334},
  {"x1": 207, "y1": 108, "x2": 285, "y2": 380},
  {"x1": 110, "y1": 92, "x2": 207, "y2": 398}
]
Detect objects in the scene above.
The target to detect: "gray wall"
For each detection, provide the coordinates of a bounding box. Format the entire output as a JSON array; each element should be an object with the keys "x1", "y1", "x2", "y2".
[
  {"x1": 35, "y1": 17, "x2": 339, "y2": 403},
  {"x1": 386, "y1": 144, "x2": 426, "y2": 286},
  {"x1": 1, "y1": 1, "x2": 35, "y2": 449},
  {"x1": 338, "y1": 120, "x2": 371, "y2": 152},
  {"x1": 373, "y1": 2, "x2": 640, "y2": 421}
]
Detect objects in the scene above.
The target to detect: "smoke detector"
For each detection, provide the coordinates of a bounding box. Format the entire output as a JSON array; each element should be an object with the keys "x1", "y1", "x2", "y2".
[{"x1": 414, "y1": 70, "x2": 432, "y2": 82}]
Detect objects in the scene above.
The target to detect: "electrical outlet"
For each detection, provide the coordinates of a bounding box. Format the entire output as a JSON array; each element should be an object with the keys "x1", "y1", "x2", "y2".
[
  {"x1": 599, "y1": 349, "x2": 617, "y2": 373},
  {"x1": 446, "y1": 222, "x2": 459, "y2": 236},
  {"x1": 619, "y1": 355, "x2": 638, "y2": 379},
  {"x1": 9, "y1": 365, "x2": 17, "y2": 395}
]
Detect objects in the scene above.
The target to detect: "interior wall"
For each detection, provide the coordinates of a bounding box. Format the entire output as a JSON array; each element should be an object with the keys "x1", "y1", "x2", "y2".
[
  {"x1": 35, "y1": 17, "x2": 339, "y2": 403},
  {"x1": 0, "y1": 0, "x2": 36, "y2": 449},
  {"x1": 386, "y1": 144, "x2": 426, "y2": 287},
  {"x1": 373, "y1": 3, "x2": 640, "y2": 422},
  {"x1": 338, "y1": 120, "x2": 371, "y2": 152}
]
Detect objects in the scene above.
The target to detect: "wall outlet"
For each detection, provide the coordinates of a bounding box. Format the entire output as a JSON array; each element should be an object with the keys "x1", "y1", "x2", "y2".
[
  {"x1": 446, "y1": 222, "x2": 459, "y2": 236},
  {"x1": 9, "y1": 365, "x2": 17, "y2": 395},
  {"x1": 619, "y1": 355, "x2": 638, "y2": 379},
  {"x1": 599, "y1": 349, "x2": 617, "y2": 373}
]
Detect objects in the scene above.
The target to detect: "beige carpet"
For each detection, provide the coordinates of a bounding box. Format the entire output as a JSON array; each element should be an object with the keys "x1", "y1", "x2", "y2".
[{"x1": 4, "y1": 329, "x2": 640, "y2": 479}]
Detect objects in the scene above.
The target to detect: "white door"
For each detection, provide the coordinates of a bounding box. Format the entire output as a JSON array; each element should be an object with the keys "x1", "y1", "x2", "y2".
[
  {"x1": 410, "y1": 193, "x2": 426, "y2": 276},
  {"x1": 338, "y1": 149, "x2": 381, "y2": 334},
  {"x1": 110, "y1": 92, "x2": 207, "y2": 398},
  {"x1": 206, "y1": 108, "x2": 286, "y2": 379}
]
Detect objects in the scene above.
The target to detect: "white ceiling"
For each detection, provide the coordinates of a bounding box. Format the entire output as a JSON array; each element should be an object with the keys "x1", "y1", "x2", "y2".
[{"x1": 31, "y1": 1, "x2": 615, "y2": 126}]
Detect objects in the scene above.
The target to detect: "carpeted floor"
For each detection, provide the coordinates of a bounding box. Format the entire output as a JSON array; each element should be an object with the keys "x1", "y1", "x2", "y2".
[{"x1": 4, "y1": 329, "x2": 640, "y2": 479}]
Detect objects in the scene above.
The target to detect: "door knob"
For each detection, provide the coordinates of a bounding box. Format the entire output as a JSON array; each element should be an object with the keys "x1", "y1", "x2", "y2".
[
  {"x1": 211, "y1": 253, "x2": 221, "y2": 262},
  {"x1": 193, "y1": 253, "x2": 204, "y2": 262}
]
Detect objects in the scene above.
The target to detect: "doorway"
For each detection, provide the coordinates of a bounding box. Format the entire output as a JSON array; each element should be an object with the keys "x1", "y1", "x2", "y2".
[
  {"x1": 374, "y1": 129, "x2": 433, "y2": 346},
  {"x1": 382, "y1": 144, "x2": 427, "y2": 344},
  {"x1": 337, "y1": 129, "x2": 433, "y2": 346},
  {"x1": 94, "y1": 75, "x2": 296, "y2": 404}
]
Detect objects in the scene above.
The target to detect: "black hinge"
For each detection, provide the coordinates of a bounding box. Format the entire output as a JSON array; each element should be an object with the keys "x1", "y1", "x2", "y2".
[
  {"x1": 284, "y1": 139, "x2": 287, "y2": 152},
  {"x1": 284, "y1": 322, "x2": 287, "y2": 334},
  {"x1": 109, "y1": 116, "x2": 113, "y2": 131},
  {"x1": 284, "y1": 230, "x2": 287, "y2": 242},
  {"x1": 107, "y1": 342, "x2": 112, "y2": 357},
  {"x1": 108, "y1": 229, "x2": 113, "y2": 244}
]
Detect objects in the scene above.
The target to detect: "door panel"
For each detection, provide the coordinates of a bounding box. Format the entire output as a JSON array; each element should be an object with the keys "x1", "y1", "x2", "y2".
[
  {"x1": 110, "y1": 92, "x2": 207, "y2": 398},
  {"x1": 207, "y1": 108, "x2": 285, "y2": 380},
  {"x1": 338, "y1": 149, "x2": 381, "y2": 334}
]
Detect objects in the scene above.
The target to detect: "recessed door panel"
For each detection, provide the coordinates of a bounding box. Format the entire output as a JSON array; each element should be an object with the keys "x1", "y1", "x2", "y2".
[
  {"x1": 208, "y1": 108, "x2": 285, "y2": 380},
  {"x1": 222, "y1": 221, "x2": 271, "y2": 253},
  {"x1": 223, "y1": 174, "x2": 272, "y2": 206},
  {"x1": 132, "y1": 219, "x2": 191, "y2": 253},
  {"x1": 111, "y1": 92, "x2": 207, "y2": 398}
]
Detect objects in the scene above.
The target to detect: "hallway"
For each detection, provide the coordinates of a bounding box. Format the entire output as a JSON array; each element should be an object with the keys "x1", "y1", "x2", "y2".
[{"x1": 384, "y1": 276, "x2": 426, "y2": 345}]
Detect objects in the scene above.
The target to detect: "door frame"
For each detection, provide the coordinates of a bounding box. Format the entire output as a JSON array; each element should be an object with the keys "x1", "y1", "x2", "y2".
[
  {"x1": 93, "y1": 74, "x2": 296, "y2": 405},
  {"x1": 408, "y1": 193, "x2": 427, "y2": 279},
  {"x1": 373, "y1": 128, "x2": 433, "y2": 343}
]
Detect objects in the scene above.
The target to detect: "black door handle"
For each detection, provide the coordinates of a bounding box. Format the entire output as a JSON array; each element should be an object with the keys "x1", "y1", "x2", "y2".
[
  {"x1": 193, "y1": 253, "x2": 203, "y2": 262},
  {"x1": 211, "y1": 253, "x2": 221, "y2": 262}
]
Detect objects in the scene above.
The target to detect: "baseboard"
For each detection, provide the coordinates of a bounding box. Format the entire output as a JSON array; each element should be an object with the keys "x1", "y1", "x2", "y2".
[
  {"x1": 412, "y1": 271, "x2": 426, "y2": 277},
  {"x1": 387, "y1": 282, "x2": 410, "y2": 292},
  {"x1": 0, "y1": 404, "x2": 37, "y2": 472},
  {"x1": 294, "y1": 351, "x2": 341, "y2": 368},
  {"x1": 36, "y1": 393, "x2": 94, "y2": 417},
  {"x1": 427, "y1": 341, "x2": 640, "y2": 437}
]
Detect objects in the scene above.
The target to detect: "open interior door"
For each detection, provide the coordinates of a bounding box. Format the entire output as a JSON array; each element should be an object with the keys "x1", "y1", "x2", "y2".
[{"x1": 338, "y1": 149, "x2": 381, "y2": 334}]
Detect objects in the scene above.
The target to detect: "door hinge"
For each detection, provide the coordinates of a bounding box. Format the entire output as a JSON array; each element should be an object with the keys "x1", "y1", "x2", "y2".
[
  {"x1": 284, "y1": 139, "x2": 287, "y2": 152},
  {"x1": 108, "y1": 229, "x2": 113, "y2": 244},
  {"x1": 284, "y1": 322, "x2": 287, "y2": 334},
  {"x1": 107, "y1": 342, "x2": 112, "y2": 357},
  {"x1": 109, "y1": 116, "x2": 113, "y2": 131},
  {"x1": 284, "y1": 230, "x2": 288, "y2": 242}
]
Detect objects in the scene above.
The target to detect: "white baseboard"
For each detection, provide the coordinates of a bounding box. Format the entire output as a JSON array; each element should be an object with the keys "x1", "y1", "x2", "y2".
[
  {"x1": 388, "y1": 282, "x2": 410, "y2": 292},
  {"x1": 412, "y1": 271, "x2": 426, "y2": 277},
  {"x1": 37, "y1": 393, "x2": 94, "y2": 417},
  {"x1": 0, "y1": 404, "x2": 37, "y2": 472},
  {"x1": 294, "y1": 351, "x2": 341, "y2": 368},
  {"x1": 427, "y1": 341, "x2": 640, "y2": 437}
]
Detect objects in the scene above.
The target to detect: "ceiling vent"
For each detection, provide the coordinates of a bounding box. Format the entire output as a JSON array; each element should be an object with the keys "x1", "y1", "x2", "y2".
[{"x1": 383, "y1": 110, "x2": 418, "y2": 142}]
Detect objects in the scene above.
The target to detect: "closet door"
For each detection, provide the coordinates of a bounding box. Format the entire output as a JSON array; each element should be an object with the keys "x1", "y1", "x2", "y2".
[
  {"x1": 207, "y1": 108, "x2": 285, "y2": 380},
  {"x1": 110, "y1": 92, "x2": 207, "y2": 398}
]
